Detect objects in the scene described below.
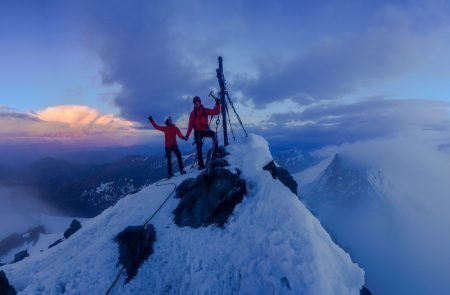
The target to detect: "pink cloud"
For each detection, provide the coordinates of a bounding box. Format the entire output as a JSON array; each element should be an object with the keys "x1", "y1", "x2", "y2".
[{"x1": 0, "y1": 105, "x2": 149, "y2": 147}]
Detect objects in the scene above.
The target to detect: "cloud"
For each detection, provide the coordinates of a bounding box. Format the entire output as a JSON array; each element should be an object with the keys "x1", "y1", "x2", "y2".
[
  {"x1": 258, "y1": 97, "x2": 450, "y2": 148},
  {"x1": 69, "y1": 0, "x2": 450, "y2": 129},
  {"x1": 36, "y1": 105, "x2": 133, "y2": 130},
  {"x1": 240, "y1": 25, "x2": 450, "y2": 105},
  {"x1": 0, "y1": 185, "x2": 61, "y2": 239},
  {"x1": 0, "y1": 105, "x2": 147, "y2": 146},
  {"x1": 311, "y1": 130, "x2": 450, "y2": 294},
  {"x1": 4, "y1": 1, "x2": 450, "y2": 151},
  {"x1": 75, "y1": 0, "x2": 215, "y2": 123}
]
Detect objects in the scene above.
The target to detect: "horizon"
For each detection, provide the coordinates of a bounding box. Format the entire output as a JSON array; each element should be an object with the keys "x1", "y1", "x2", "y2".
[{"x1": 1, "y1": 0, "x2": 450, "y2": 160}]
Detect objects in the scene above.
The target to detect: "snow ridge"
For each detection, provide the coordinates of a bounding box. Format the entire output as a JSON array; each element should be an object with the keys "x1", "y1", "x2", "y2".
[{"x1": 1, "y1": 134, "x2": 364, "y2": 294}]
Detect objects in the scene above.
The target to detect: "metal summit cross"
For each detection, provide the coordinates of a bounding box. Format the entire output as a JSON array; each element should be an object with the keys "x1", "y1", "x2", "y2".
[{"x1": 215, "y1": 56, "x2": 248, "y2": 147}]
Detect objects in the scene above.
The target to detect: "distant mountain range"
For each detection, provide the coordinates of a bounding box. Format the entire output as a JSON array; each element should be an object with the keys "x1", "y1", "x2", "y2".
[
  {"x1": 272, "y1": 148, "x2": 322, "y2": 173},
  {"x1": 1, "y1": 154, "x2": 195, "y2": 217},
  {"x1": 0, "y1": 147, "x2": 315, "y2": 218}
]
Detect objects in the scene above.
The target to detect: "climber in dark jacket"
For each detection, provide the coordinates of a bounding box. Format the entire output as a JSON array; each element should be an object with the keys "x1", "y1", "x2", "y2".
[
  {"x1": 185, "y1": 96, "x2": 220, "y2": 169},
  {"x1": 149, "y1": 116, "x2": 187, "y2": 178}
]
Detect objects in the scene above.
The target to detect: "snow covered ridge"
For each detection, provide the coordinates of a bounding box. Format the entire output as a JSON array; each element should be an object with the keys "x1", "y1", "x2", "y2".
[{"x1": 1, "y1": 134, "x2": 365, "y2": 294}]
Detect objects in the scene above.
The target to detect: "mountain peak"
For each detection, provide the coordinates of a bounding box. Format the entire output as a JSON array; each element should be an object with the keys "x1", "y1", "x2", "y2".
[{"x1": 1, "y1": 134, "x2": 365, "y2": 294}]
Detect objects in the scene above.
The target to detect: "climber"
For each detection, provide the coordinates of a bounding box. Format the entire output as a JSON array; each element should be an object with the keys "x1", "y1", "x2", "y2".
[
  {"x1": 185, "y1": 95, "x2": 220, "y2": 169},
  {"x1": 149, "y1": 116, "x2": 187, "y2": 178}
]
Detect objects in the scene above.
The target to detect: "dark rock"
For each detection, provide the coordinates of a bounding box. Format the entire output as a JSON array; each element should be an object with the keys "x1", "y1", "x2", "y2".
[
  {"x1": 210, "y1": 158, "x2": 229, "y2": 169},
  {"x1": 13, "y1": 250, "x2": 29, "y2": 263},
  {"x1": 115, "y1": 225, "x2": 156, "y2": 283},
  {"x1": 27, "y1": 225, "x2": 46, "y2": 244},
  {"x1": 215, "y1": 146, "x2": 229, "y2": 158},
  {"x1": 0, "y1": 271, "x2": 17, "y2": 295},
  {"x1": 173, "y1": 166, "x2": 246, "y2": 228},
  {"x1": 48, "y1": 239, "x2": 64, "y2": 249},
  {"x1": 360, "y1": 286, "x2": 373, "y2": 295},
  {"x1": 263, "y1": 161, "x2": 298, "y2": 195},
  {"x1": 64, "y1": 219, "x2": 82, "y2": 239},
  {"x1": 281, "y1": 276, "x2": 291, "y2": 290},
  {"x1": 175, "y1": 178, "x2": 196, "y2": 198},
  {"x1": 0, "y1": 225, "x2": 46, "y2": 257}
]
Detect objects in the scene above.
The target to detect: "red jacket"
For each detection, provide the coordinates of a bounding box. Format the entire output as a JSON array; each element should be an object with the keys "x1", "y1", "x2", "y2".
[
  {"x1": 186, "y1": 102, "x2": 220, "y2": 137},
  {"x1": 150, "y1": 118, "x2": 184, "y2": 147}
]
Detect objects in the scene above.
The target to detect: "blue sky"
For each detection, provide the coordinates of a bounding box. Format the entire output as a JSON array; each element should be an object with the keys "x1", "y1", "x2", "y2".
[{"x1": 1, "y1": 0, "x2": 450, "y2": 152}]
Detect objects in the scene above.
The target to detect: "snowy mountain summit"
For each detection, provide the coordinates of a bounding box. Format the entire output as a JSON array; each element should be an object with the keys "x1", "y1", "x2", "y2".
[{"x1": 1, "y1": 134, "x2": 365, "y2": 294}]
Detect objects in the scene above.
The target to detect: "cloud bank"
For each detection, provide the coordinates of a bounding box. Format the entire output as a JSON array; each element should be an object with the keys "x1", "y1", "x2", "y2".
[{"x1": 0, "y1": 105, "x2": 146, "y2": 147}]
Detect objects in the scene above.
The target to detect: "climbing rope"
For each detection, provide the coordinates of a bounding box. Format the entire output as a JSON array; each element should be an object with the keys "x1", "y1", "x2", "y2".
[
  {"x1": 224, "y1": 102, "x2": 236, "y2": 142},
  {"x1": 225, "y1": 91, "x2": 248, "y2": 137},
  {"x1": 105, "y1": 180, "x2": 177, "y2": 295}
]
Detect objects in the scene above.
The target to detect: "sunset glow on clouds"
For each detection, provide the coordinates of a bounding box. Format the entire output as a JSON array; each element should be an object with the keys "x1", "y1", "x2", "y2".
[
  {"x1": 1, "y1": 0, "x2": 450, "y2": 152},
  {"x1": 36, "y1": 105, "x2": 134, "y2": 130},
  {"x1": 0, "y1": 105, "x2": 148, "y2": 146}
]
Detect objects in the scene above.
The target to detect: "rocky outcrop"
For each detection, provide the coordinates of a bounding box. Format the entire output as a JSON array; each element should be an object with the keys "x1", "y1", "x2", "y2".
[
  {"x1": 115, "y1": 225, "x2": 156, "y2": 283},
  {"x1": 13, "y1": 250, "x2": 29, "y2": 263},
  {"x1": 263, "y1": 160, "x2": 298, "y2": 195},
  {"x1": 48, "y1": 219, "x2": 82, "y2": 250},
  {"x1": 174, "y1": 157, "x2": 246, "y2": 228},
  {"x1": 0, "y1": 271, "x2": 16, "y2": 295},
  {"x1": 48, "y1": 239, "x2": 64, "y2": 249},
  {"x1": 64, "y1": 219, "x2": 82, "y2": 239},
  {"x1": 360, "y1": 286, "x2": 373, "y2": 295},
  {"x1": 0, "y1": 225, "x2": 46, "y2": 258}
]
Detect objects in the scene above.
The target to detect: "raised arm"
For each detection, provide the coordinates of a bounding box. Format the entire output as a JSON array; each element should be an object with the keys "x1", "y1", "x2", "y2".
[
  {"x1": 205, "y1": 100, "x2": 220, "y2": 116},
  {"x1": 149, "y1": 117, "x2": 165, "y2": 132}
]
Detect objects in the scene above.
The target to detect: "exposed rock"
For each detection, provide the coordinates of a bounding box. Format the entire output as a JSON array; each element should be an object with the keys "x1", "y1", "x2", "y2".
[
  {"x1": 48, "y1": 239, "x2": 64, "y2": 249},
  {"x1": 28, "y1": 225, "x2": 46, "y2": 244},
  {"x1": 210, "y1": 158, "x2": 229, "y2": 169},
  {"x1": 0, "y1": 271, "x2": 17, "y2": 295},
  {"x1": 214, "y1": 146, "x2": 230, "y2": 158},
  {"x1": 115, "y1": 225, "x2": 156, "y2": 283},
  {"x1": 0, "y1": 225, "x2": 46, "y2": 257},
  {"x1": 173, "y1": 160, "x2": 247, "y2": 228},
  {"x1": 360, "y1": 286, "x2": 373, "y2": 295},
  {"x1": 263, "y1": 160, "x2": 298, "y2": 195},
  {"x1": 64, "y1": 219, "x2": 82, "y2": 239},
  {"x1": 175, "y1": 178, "x2": 196, "y2": 198},
  {"x1": 281, "y1": 276, "x2": 291, "y2": 290},
  {"x1": 13, "y1": 250, "x2": 29, "y2": 263}
]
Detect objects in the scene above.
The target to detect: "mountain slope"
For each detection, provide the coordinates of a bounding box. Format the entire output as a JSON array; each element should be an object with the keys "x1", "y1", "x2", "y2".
[
  {"x1": 1, "y1": 135, "x2": 364, "y2": 294},
  {"x1": 15, "y1": 155, "x2": 171, "y2": 217},
  {"x1": 300, "y1": 149, "x2": 450, "y2": 295}
]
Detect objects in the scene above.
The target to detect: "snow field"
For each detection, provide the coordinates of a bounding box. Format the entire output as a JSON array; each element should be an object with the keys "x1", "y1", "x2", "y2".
[{"x1": 2, "y1": 134, "x2": 364, "y2": 294}]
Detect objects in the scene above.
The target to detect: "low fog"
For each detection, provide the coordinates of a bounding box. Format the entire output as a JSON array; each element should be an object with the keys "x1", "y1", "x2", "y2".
[
  {"x1": 0, "y1": 185, "x2": 62, "y2": 239},
  {"x1": 311, "y1": 130, "x2": 450, "y2": 294}
]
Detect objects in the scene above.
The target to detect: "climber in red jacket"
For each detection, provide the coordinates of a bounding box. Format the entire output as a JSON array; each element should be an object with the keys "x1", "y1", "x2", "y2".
[
  {"x1": 149, "y1": 116, "x2": 187, "y2": 178},
  {"x1": 185, "y1": 96, "x2": 220, "y2": 169}
]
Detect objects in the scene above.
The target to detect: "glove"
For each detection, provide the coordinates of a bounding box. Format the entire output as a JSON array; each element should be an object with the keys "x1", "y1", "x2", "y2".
[{"x1": 148, "y1": 116, "x2": 152, "y2": 121}]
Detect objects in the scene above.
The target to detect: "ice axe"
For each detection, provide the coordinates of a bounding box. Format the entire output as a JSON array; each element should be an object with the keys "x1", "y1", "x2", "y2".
[{"x1": 208, "y1": 90, "x2": 219, "y2": 102}]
